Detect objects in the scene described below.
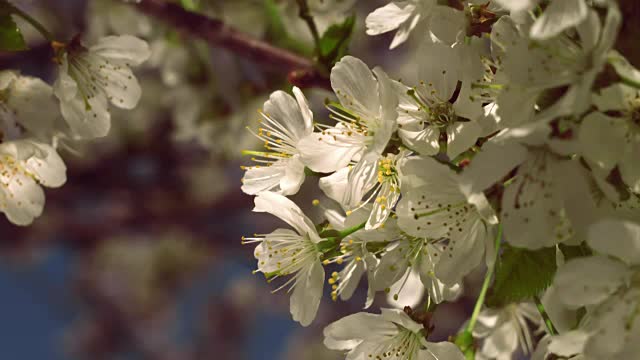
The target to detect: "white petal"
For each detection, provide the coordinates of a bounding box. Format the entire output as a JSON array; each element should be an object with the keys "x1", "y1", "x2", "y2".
[
  {"x1": 446, "y1": 121, "x2": 481, "y2": 160},
  {"x1": 339, "y1": 259, "x2": 366, "y2": 301},
  {"x1": 292, "y1": 86, "x2": 313, "y2": 132},
  {"x1": 530, "y1": 0, "x2": 588, "y2": 40},
  {"x1": 592, "y1": 83, "x2": 631, "y2": 112},
  {"x1": 254, "y1": 229, "x2": 300, "y2": 273},
  {"x1": 554, "y1": 255, "x2": 630, "y2": 308},
  {"x1": 587, "y1": 219, "x2": 640, "y2": 266},
  {"x1": 331, "y1": 56, "x2": 380, "y2": 121},
  {"x1": 241, "y1": 161, "x2": 287, "y2": 195},
  {"x1": 416, "y1": 42, "x2": 460, "y2": 102},
  {"x1": 345, "y1": 151, "x2": 380, "y2": 208},
  {"x1": 374, "y1": 240, "x2": 411, "y2": 291},
  {"x1": 434, "y1": 217, "x2": 487, "y2": 285},
  {"x1": 298, "y1": 132, "x2": 363, "y2": 173},
  {"x1": 5, "y1": 75, "x2": 58, "y2": 139},
  {"x1": 452, "y1": 83, "x2": 483, "y2": 120},
  {"x1": 459, "y1": 141, "x2": 527, "y2": 194},
  {"x1": 386, "y1": 269, "x2": 424, "y2": 308},
  {"x1": 501, "y1": 152, "x2": 573, "y2": 249},
  {"x1": 93, "y1": 56, "x2": 142, "y2": 110},
  {"x1": 620, "y1": 141, "x2": 640, "y2": 193},
  {"x1": 58, "y1": 90, "x2": 111, "y2": 139},
  {"x1": 323, "y1": 312, "x2": 392, "y2": 350},
  {"x1": 90, "y1": 35, "x2": 151, "y2": 66},
  {"x1": 0, "y1": 70, "x2": 16, "y2": 89},
  {"x1": 0, "y1": 144, "x2": 45, "y2": 225},
  {"x1": 22, "y1": 142, "x2": 67, "y2": 188},
  {"x1": 291, "y1": 260, "x2": 324, "y2": 326},
  {"x1": 429, "y1": 5, "x2": 465, "y2": 45},
  {"x1": 492, "y1": 0, "x2": 538, "y2": 13},
  {"x1": 480, "y1": 321, "x2": 519, "y2": 358},
  {"x1": 398, "y1": 126, "x2": 440, "y2": 156},
  {"x1": 423, "y1": 341, "x2": 465, "y2": 360},
  {"x1": 279, "y1": 155, "x2": 306, "y2": 195},
  {"x1": 263, "y1": 90, "x2": 309, "y2": 143},
  {"x1": 367, "y1": 181, "x2": 400, "y2": 230},
  {"x1": 578, "y1": 112, "x2": 626, "y2": 171},
  {"x1": 53, "y1": 56, "x2": 77, "y2": 102},
  {"x1": 583, "y1": 294, "x2": 635, "y2": 358},
  {"x1": 319, "y1": 167, "x2": 350, "y2": 205},
  {"x1": 365, "y1": 2, "x2": 416, "y2": 36},
  {"x1": 381, "y1": 308, "x2": 423, "y2": 333},
  {"x1": 398, "y1": 155, "x2": 457, "y2": 190},
  {"x1": 253, "y1": 191, "x2": 318, "y2": 240},
  {"x1": 548, "y1": 331, "x2": 588, "y2": 357},
  {"x1": 371, "y1": 67, "x2": 398, "y2": 152}
]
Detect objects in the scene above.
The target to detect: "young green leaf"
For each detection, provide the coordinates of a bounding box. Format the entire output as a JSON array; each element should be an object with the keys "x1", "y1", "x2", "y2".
[
  {"x1": 318, "y1": 15, "x2": 355, "y2": 65},
  {"x1": 486, "y1": 244, "x2": 557, "y2": 307},
  {"x1": 0, "y1": 13, "x2": 27, "y2": 51}
]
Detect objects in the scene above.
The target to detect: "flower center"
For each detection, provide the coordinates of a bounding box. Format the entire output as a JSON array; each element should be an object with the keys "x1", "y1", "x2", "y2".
[
  {"x1": 378, "y1": 157, "x2": 398, "y2": 184},
  {"x1": 428, "y1": 101, "x2": 456, "y2": 128}
]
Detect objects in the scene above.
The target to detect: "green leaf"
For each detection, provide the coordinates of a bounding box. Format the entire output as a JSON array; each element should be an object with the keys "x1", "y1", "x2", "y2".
[
  {"x1": 318, "y1": 15, "x2": 355, "y2": 65},
  {"x1": 0, "y1": 13, "x2": 26, "y2": 51},
  {"x1": 486, "y1": 244, "x2": 557, "y2": 307}
]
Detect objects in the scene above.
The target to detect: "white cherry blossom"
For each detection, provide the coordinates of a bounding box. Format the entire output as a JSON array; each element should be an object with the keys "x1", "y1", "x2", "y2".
[
  {"x1": 579, "y1": 83, "x2": 640, "y2": 194},
  {"x1": 396, "y1": 41, "x2": 484, "y2": 159},
  {"x1": 241, "y1": 87, "x2": 313, "y2": 196},
  {"x1": 324, "y1": 308, "x2": 465, "y2": 360},
  {"x1": 322, "y1": 207, "x2": 384, "y2": 308},
  {"x1": 319, "y1": 150, "x2": 406, "y2": 230},
  {"x1": 491, "y1": 4, "x2": 620, "y2": 121},
  {"x1": 396, "y1": 155, "x2": 497, "y2": 285},
  {"x1": 473, "y1": 302, "x2": 541, "y2": 360},
  {"x1": 365, "y1": 0, "x2": 468, "y2": 49},
  {"x1": 0, "y1": 140, "x2": 66, "y2": 225},
  {"x1": 54, "y1": 35, "x2": 151, "y2": 139},
  {"x1": 299, "y1": 56, "x2": 398, "y2": 174},
  {"x1": 552, "y1": 219, "x2": 640, "y2": 360},
  {"x1": 0, "y1": 71, "x2": 61, "y2": 142},
  {"x1": 242, "y1": 191, "x2": 325, "y2": 326}
]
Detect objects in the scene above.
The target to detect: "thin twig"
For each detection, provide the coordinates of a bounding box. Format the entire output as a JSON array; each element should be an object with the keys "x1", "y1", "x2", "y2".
[
  {"x1": 132, "y1": 0, "x2": 331, "y2": 90},
  {"x1": 295, "y1": 0, "x2": 321, "y2": 52}
]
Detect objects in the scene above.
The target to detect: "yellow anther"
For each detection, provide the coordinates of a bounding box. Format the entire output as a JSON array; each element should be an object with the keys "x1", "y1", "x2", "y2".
[{"x1": 312, "y1": 199, "x2": 320, "y2": 206}]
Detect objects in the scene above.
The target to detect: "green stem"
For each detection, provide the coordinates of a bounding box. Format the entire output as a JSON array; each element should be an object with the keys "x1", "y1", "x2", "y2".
[
  {"x1": 534, "y1": 295, "x2": 558, "y2": 336},
  {"x1": 5, "y1": 2, "x2": 54, "y2": 42},
  {"x1": 466, "y1": 223, "x2": 503, "y2": 333},
  {"x1": 338, "y1": 221, "x2": 366, "y2": 238},
  {"x1": 295, "y1": 0, "x2": 321, "y2": 56}
]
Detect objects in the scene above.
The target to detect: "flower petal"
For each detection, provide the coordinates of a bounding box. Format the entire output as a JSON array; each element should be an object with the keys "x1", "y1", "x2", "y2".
[
  {"x1": 578, "y1": 112, "x2": 626, "y2": 171},
  {"x1": 530, "y1": 0, "x2": 588, "y2": 40},
  {"x1": 90, "y1": 35, "x2": 151, "y2": 66},
  {"x1": 587, "y1": 219, "x2": 640, "y2": 266},
  {"x1": 365, "y1": 2, "x2": 416, "y2": 35},
  {"x1": 331, "y1": 56, "x2": 380, "y2": 121},
  {"x1": 446, "y1": 121, "x2": 481, "y2": 160},
  {"x1": 291, "y1": 260, "x2": 324, "y2": 326},
  {"x1": 554, "y1": 255, "x2": 630, "y2": 308},
  {"x1": 253, "y1": 191, "x2": 318, "y2": 240}
]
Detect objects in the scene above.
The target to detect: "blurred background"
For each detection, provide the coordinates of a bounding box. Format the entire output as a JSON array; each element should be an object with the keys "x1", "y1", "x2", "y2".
[{"x1": 0, "y1": 0, "x2": 480, "y2": 358}]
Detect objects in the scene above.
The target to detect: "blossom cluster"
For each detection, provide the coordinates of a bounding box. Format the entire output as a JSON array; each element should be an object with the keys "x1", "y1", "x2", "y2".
[
  {"x1": 1, "y1": 30, "x2": 150, "y2": 225},
  {"x1": 240, "y1": 1, "x2": 640, "y2": 359}
]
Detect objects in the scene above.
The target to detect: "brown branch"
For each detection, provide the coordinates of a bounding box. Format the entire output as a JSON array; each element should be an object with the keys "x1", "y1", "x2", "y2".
[{"x1": 132, "y1": 0, "x2": 331, "y2": 90}]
